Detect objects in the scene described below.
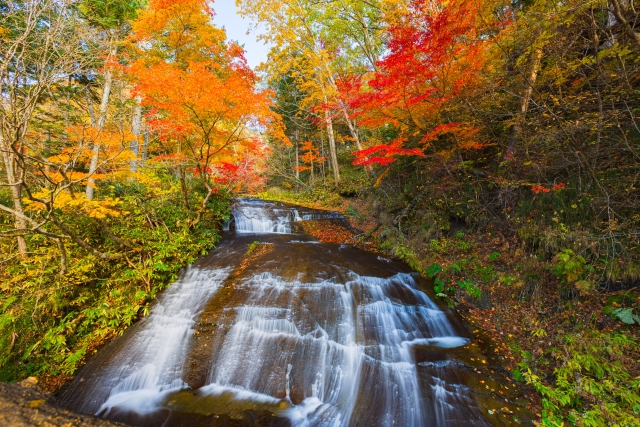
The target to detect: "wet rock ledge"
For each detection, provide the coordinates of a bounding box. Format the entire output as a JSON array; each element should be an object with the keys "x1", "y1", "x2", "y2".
[{"x1": 0, "y1": 377, "x2": 123, "y2": 427}]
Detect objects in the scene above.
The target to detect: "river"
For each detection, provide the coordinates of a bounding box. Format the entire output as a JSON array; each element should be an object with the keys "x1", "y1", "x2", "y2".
[{"x1": 59, "y1": 199, "x2": 529, "y2": 426}]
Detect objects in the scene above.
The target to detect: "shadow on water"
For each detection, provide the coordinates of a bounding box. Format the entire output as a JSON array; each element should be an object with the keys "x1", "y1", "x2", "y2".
[{"x1": 59, "y1": 199, "x2": 533, "y2": 426}]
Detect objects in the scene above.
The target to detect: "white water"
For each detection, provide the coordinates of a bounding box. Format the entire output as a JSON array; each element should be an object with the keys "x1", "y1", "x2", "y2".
[
  {"x1": 232, "y1": 198, "x2": 341, "y2": 233},
  {"x1": 201, "y1": 271, "x2": 469, "y2": 426},
  {"x1": 71, "y1": 267, "x2": 231, "y2": 416}
]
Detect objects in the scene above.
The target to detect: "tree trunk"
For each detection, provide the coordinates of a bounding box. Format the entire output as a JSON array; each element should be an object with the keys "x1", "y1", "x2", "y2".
[
  {"x1": 609, "y1": 0, "x2": 640, "y2": 49},
  {"x1": 86, "y1": 43, "x2": 116, "y2": 199},
  {"x1": 142, "y1": 125, "x2": 149, "y2": 162},
  {"x1": 324, "y1": 108, "x2": 340, "y2": 183},
  {"x1": 179, "y1": 165, "x2": 191, "y2": 209},
  {"x1": 130, "y1": 96, "x2": 142, "y2": 172},
  {"x1": 295, "y1": 129, "x2": 300, "y2": 180},
  {"x1": 340, "y1": 105, "x2": 363, "y2": 150},
  {"x1": 505, "y1": 46, "x2": 543, "y2": 159},
  {"x1": 0, "y1": 132, "x2": 27, "y2": 255}
]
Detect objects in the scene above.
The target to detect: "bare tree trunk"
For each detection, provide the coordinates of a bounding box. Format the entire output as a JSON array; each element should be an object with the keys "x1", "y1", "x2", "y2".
[
  {"x1": 505, "y1": 46, "x2": 543, "y2": 159},
  {"x1": 610, "y1": 0, "x2": 640, "y2": 48},
  {"x1": 130, "y1": 96, "x2": 142, "y2": 172},
  {"x1": 323, "y1": 69, "x2": 363, "y2": 150},
  {"x1": 86, "y1": 43, "x2": 117, "y2": 199},
  {"x1": 142, "y1": 124, "x2": 149, "y2": 162},
  {"x1": 320, "y1": 134, "x2": 326, "y2": 185},
  {"x1": 0, "y1": 132, "x2": 28, "y2": 255},
  {"x1": 324, "y1": 108, "x2": 340, "y2": 183},
  {"x1": 295, "y1": 129, "x2": 300, "y2": 180},
  {"x1": 179, "y1": 165, "x2": 191, "y2": 209},
  {"x1": 340, "y1": 105, "x2": 363, "y2": 150}
]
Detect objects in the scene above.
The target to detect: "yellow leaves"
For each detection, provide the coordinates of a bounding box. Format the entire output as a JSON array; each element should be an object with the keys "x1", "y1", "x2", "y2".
[
  {"x1": 24, "y1": 191, "x2": 128, "y2": 219},
  {"x1": 66, "y1": 125, "x2": 135, "y2": 151},
  {"x1": 531, "y1": 328, "x2": 548, "y2": 338}
]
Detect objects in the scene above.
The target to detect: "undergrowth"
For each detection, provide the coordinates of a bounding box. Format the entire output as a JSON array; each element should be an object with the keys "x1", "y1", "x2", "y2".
[{"x1": 0, "y1": 170, "x2": 230, "y2": 384}]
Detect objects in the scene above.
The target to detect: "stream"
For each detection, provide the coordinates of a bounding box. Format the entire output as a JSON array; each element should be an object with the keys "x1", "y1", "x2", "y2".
[{"x1": 59, "y1": 199, "x2": 528, "y2": 426}]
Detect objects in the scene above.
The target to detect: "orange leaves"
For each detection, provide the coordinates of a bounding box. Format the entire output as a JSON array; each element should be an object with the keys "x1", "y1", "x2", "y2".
[
  {"x1": 131, "y1": 0, "x2": 223, "y2": 65},
  {"x1": 531, "y1": 182, "x2": 566, "y2": 194},
  {"x1": 126, "y1": 0, "x2": 281, "y2": 193},
  {"x1": 42, "y1": 125, "x2": 136, "y2": 187},
  {"x1": 296, "y1": 140, "x2": 325, "y2": 171},
  {"x1": 64, "y1": 125, "x2": 136, "y2": 166},
  {"x1": 299, "y1": 220, "x2": 354, "y2": 244},
  {"x1": 66, "y1": 125, "x2": 135, "y2": 152},
  {"x1": 531, "y1": 185, "x2": 551, "y2": 194}
]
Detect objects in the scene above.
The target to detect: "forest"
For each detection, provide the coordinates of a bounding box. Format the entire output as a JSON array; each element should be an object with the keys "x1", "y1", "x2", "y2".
[{"x1": 1, "y1": 0, "x2": 639, "y2": 426}]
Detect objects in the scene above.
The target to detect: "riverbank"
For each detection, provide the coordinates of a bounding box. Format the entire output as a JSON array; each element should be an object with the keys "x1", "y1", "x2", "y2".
[
  {"x1": 0, "y1": 181, "x2": 231, "y2": 391},
  {"x1": 0, "y1": 377, "x2": 123, "y2": 427}
]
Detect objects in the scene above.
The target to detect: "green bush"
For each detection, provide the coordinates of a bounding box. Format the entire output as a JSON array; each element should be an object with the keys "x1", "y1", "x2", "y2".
[
  {"x1": 523, "y1": 331, "x2": 640, "y2": 427},
  {"x1": 0, "y1": 172, "x2": 229, "y2": 380}
]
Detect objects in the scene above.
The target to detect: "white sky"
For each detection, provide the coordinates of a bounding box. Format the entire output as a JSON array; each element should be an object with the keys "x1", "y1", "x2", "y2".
[{"x1": 212, "y1": 0, "x2": 270, "y2": 69}]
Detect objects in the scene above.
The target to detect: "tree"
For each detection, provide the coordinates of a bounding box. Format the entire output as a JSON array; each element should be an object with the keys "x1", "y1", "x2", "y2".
[
  {"x1": 128, "y1": 0, "x2": 283, "y2": 219},
  {"x1": 348, "y1": 0, "x2": 505, "y2": 167},
  {"x1": 238, "y1": 0, "x2": 388, "y2": 183},
  {"x1": 0, "y1": 0, "x2": 88, "y2": 256},
  {"x1": 78, "y1": 0, "x2": 143, "y2": 199},
  {"x1": 296, "y1": 140, "x2": 326, "y2": 181}
]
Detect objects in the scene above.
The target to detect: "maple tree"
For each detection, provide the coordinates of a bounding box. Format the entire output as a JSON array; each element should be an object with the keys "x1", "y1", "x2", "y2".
[
  {"x1": 0, "y1": 0, "x2": 279, "y2": 384},
  {"x1": 128, "y1": 0, "x2": 282, "y2": 216},
  {"x1": 295, "y1": 140, "x2": 326, "y2": 182},
  {"x1": 347, "y1": 0, "x2": 504, "y2": 167}
]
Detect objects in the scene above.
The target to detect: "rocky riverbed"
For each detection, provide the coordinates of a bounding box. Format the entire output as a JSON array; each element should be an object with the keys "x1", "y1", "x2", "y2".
[{"x1": 0, "y1": 377, "x2": 123, "y2": 427}]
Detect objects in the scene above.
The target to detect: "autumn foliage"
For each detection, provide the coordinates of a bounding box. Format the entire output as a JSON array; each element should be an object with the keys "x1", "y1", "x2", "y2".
[
  {"x1": 0, "y1": 0, "x2": 280, "y2": 384},
  {"x1": 128, "y1": 0, "x2": 281, "y2": 194},
  {"x1": 347, "y1": 0, "x2": 504, "y2": 166}
]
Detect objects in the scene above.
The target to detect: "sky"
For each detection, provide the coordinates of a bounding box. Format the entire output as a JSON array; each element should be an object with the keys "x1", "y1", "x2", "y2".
[{"x1": 211, "y1": 0, "x2": 271, "y2": 69}]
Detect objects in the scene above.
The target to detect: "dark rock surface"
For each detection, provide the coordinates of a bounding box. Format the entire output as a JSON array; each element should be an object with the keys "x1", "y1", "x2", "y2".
[{"x1": 0, "y1": 377, "x2": 123, "y2": 427}]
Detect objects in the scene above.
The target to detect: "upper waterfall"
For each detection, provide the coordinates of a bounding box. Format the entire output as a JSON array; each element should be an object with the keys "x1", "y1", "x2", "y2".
[{"x1": 230, "y1": 198, "x2": 343, "y2": 234}]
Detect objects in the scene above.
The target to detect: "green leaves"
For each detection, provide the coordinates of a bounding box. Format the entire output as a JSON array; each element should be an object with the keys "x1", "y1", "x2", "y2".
[
  {"x1": 424, "y1": 262, "x2": 481, "y2": 299},
  {"x1": 426, "y1": 263, "x2": 447, "y2": 294},
  {"x1": 0, "y1": 179, "x2": 229, "y2": 381},
  {"x1": 552, "y1": 249, "x2": 594, "y2": 296},
  {"x1": 610, "y1": 308, "x2": 640, "y2": 325},
  {"x1": 77, "y1": 0, "x2": 144, "y2": 29},
  {"x1": 458, "y1": 279, "x2": 481, "y2": 299},
  {"x1": 426, "y1": 263, "x2": 442, "y2": 278},
  {"x1": 521, "y1": 331, "x2": 640, "y2": 427}
]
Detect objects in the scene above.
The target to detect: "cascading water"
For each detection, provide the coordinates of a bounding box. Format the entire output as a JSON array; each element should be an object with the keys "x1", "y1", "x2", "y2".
[
  {"x1": 230, "y1": 199, "x2": 341, "y2": 233},
  {"x1": 59, "y1": 199, "x2": 527, "y2": 426}
]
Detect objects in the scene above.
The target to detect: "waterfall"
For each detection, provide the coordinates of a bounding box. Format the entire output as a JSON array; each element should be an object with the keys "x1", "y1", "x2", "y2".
[
  {"x1": 60, "y1": 199, "x2": 498, "y2": 427},
  {"x1": 232, "y1": 199, "x2": 341, "y2": 234}
]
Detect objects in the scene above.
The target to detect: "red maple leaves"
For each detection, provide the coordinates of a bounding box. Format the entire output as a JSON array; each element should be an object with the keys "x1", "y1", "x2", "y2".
[{"x1": 347, "y1": 0, "x2": 505, "y2": 167}]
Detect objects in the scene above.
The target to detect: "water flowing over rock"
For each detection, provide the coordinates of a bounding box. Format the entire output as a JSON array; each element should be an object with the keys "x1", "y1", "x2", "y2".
[{"x1": 59, "y1": 199, "x2": 528, "y2": 426}]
